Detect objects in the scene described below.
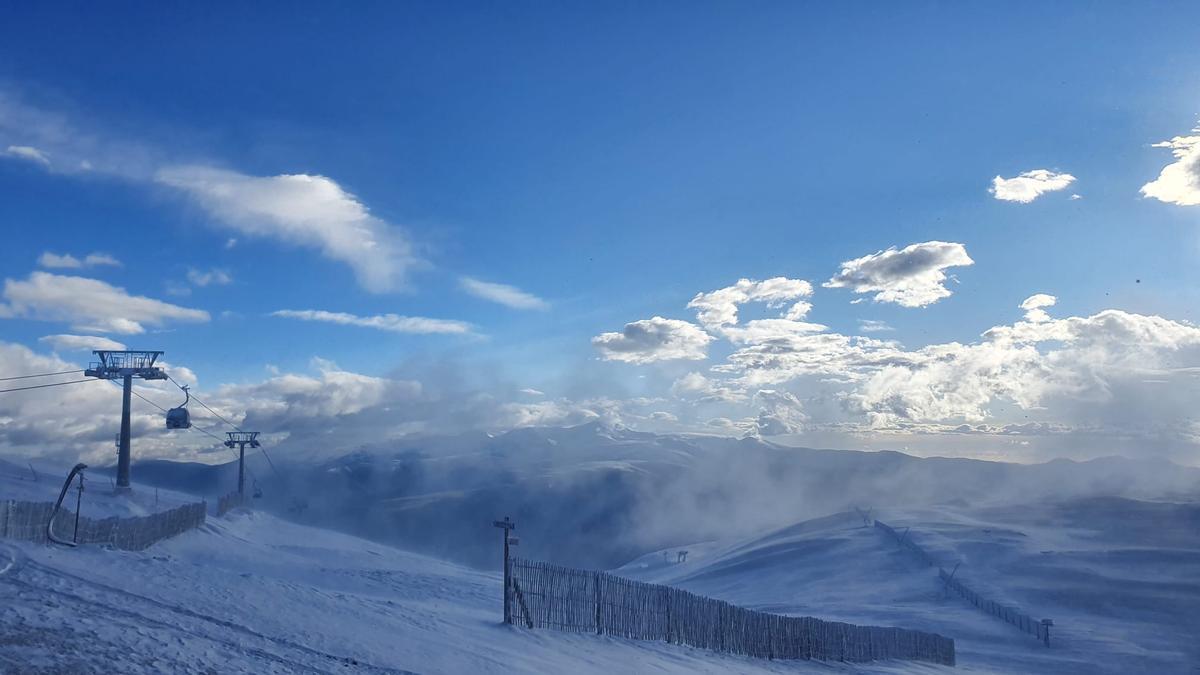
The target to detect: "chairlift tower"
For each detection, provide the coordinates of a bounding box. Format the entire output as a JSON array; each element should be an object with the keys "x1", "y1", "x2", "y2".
[
  {"x1": 85, "y1": 350, "x2": 166, "y2": 492},
  {"x1": 224, "y1": 431, "x2": 260, "y2": 497}
]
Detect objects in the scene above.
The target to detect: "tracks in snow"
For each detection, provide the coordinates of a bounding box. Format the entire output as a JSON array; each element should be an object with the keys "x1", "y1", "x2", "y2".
[{"x1": 0, "y1": 556, "x2": 418, "y2": 675}]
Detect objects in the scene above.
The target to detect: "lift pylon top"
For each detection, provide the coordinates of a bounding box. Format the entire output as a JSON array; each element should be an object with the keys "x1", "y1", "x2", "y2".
[
  {"x1": 224, "y1": 431, "x2": 260, "y2": 448},
  {"x1": 84, "y1": 350, "x2": 167, "y2": 380}
]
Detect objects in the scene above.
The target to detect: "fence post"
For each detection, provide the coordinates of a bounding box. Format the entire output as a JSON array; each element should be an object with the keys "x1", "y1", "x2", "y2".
[
  {"x1": 493, "y1": 517, "x2": 516, "y2": 625},
  {"x1": 594, "y1": 572, "x2": 603, "y2": 634},
  {"x1": 1041, "y1": 619, "x2": 1053, "y2": 647},
  {"x1": 663, "y1": 587, "x2": 672, "y2": 644}
]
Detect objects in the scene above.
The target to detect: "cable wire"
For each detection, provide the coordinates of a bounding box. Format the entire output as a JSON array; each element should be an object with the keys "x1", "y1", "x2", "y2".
[
  {"x1": 0, "y1": 368, "x2": 85, "y2": 382},
  {"x1": 167, "y1": 374, "x2": 244, "y2": 431},
  {"x1": 165, "y1": 372, "x2": 280, "y2": 478},
  {"x1": 0, "y1": 378, "x2": 96, "y2": 394}
]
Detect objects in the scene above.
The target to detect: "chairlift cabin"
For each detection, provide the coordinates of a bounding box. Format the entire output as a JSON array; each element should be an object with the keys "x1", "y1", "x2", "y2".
[{"x1": 166, "y1": 385, "x2": 192, "y2": 429}]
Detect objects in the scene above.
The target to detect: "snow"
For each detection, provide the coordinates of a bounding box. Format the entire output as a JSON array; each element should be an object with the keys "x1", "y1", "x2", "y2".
[
  {"x1": 2, "y1": 448, "x2": 1198, "y2": 673},
  {"x1": 620, "y1": 504, "x2": 1200, "y2": 674},
  {"x1": 1, "y1": 508, "x2": 932, "y2": 674},
  {"x1": 0, "y1": 458, "x2": 199, "y2": 518}
]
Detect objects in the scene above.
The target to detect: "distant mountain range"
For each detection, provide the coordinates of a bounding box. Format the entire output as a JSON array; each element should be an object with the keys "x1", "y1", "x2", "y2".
[{"x1": 123, "y1": 422, "x2": 1200, "y2": 569}]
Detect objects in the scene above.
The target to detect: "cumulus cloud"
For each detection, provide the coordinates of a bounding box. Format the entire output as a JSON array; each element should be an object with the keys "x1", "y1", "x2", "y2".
[
  {"x1": 824, "y1": 241, "x2": 974, "y2": 307},
  {"x1": 990, "y1": 169, "x2": 1076, "y2": 203},
  {"x1": 157, "y1": 166, "x2": 419, "y2": 292},
  {"x1": 38, "y1": 334, "x2": 127, "y2": 352},
  {"x1": 0, "y1": 272, "x2": 209, "y2": 334},
  {"x1": 459, "y1": 277, "x2": 548, "y2": 310},
  {"x1": 271, "y1": 309, "x2": 472, "y2": 335},
  {"x1": 37, "y1": 252, "x2": 121, "y2": 269},
  {"x1": 186, "y1": 268, "x2": 233, "y2": 287},
  {"x1": 1140, "y1": 123, "x2": 1200, "y2": 206},
  {"x1": 1019, "y1": 293, "x2": 1057, "y2": 323},
  {"x1": 751, "y1": 389, "x2": 807, "y2": 436},
  {"x1": 849, "y1": 308, "x2": 1200, "y2": 433},
  {"x1": 217, "y1": 358, "x2": 412, "y2": 427},
  {"x1": 688, "y1": 278, "x2": 814, "y2": 329},
  {"x1": 3, "y1": 144, "x2": 50, "y2": 166},
  {"x1": 592, "y1": 317, "x2": 713, "y2": 364}
]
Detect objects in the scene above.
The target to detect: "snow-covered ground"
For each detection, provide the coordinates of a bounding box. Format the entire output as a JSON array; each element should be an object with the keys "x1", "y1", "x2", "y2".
[
  {"x1": 1, "y1": 508, "x2": 943, "y2": 674},
  {"x1": 0, "y1": 459, "x2": 199, "y2": 518},
  {"x1": 620, "y1": 504, "x2": 1200, "y2": 674},
  {"x1": 2, "y1": 463, "x2": 1197, "y2": 674}
]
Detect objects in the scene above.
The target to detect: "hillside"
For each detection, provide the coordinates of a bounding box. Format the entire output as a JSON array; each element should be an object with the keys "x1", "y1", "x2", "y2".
[
  {"x1": 2, "y1": 508, "x2": 941, "y2": 675},
  {"x1": 620, "y1": 502, "x2": 1200, "y2": 674},
  {"x1": 126, "y1": 424, "x2": 1200, "y2": 570}
]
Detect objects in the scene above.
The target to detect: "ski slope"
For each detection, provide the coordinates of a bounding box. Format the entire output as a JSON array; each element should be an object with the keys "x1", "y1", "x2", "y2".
[
  {"x1": 620, "y1": 503, "x2": 1200, "y2": 674},
  {"x1": 2, "y1": 482, "x2": 1197, "y2": 673},
  {"x1": 1, "y1": 508, "x2": 945, "y2": 675}
]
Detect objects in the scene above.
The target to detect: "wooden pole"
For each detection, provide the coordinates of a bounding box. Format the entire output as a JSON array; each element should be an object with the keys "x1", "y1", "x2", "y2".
[
  {"x1": 73, "y1": 471, "x2": 83, "y2": 543},
  {"x1": 493, "y1": 516, "x2": 516, "y2": 624},
  {"x1": 594, "y1": 572, "x2": 602, "y2": 634}
]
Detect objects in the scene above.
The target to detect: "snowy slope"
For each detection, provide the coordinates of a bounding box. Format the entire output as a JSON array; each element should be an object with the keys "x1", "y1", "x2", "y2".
[
  {"x1": 126, "y1": 424, "x2": 1200, "y2": 572},
  {"x1": 1, "y1": 508, "x2": 948, "y2": 675},
  {"x1": 0, "y1": 459, "x2": 198, "y2": 518},
  {"x1": 619, "y1": 503, "x2": 1200, "y2": 674}
]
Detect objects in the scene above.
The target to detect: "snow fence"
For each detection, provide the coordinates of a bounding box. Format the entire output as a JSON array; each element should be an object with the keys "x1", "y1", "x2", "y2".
[
  {"x1": 0, "y1": 499, "x2": 206, "y2": 551},
  {"x1": 507, "y1": 557, "x2": 955, "y2": 665},
  {"x1": 216, "y1": 490, "x2": 246, "y2": 517},
  {"x1": 874, "y1": 519, "x2": 1053, "y2": 646}
]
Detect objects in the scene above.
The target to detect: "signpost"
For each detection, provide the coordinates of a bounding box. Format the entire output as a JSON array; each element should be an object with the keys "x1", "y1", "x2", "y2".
[{"x1": 493, "y1": 516, "x2": 516, "y2": 624}]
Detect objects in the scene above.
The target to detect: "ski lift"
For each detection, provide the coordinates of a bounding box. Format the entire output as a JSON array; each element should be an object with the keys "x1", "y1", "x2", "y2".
[
  {"x1": 252, "y1": 479, "x2": 263, "y2": 499},
  {"x1": 166, "y1": 385, "x2": 192, "y2": 429}
]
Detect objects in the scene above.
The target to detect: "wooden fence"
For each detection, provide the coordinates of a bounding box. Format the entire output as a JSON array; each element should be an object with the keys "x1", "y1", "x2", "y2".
[
  {"x1": 875, "y1": 518, "x2": 1053, "y2": 646},
  {"x1": 507, "y1": 557, "x2": 955, "y2": 665},
  {"x1": 216, "y1": 490, "x2": 246, "y2": 517},
  {"x1": 0, "y1": 499, "x2": 206, "y2": 551}
]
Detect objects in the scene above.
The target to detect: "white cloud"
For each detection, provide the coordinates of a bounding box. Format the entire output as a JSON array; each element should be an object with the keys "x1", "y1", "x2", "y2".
[
  {"x1": 271, "y1": 309, "x2": 472, "y2": 335},
  {"x1": 1140, "y1": 124, "x2": 1200, "y2": 206},
  {"x1": 671, "y1": 371, "x2": 746, "y2": 402},
  {"x1": 84, "y1": 253, "x2": 121, "y2": 267},
  {"x1": 154, "y1": 166, "x2": 420, "y2": 293},
  {"x1": 519, "y1": 388, "x2": 545, "y2": 397},
  {"x1": 688, "y1": 277, "x2": 813, "y2": 330},
  {"x1": 37, "y1": 251, "x2": 121, "y2": 269},
  {"x1": 1019, "y1": 293, "x2": 1057, "y2": 323},
  {"x1": 3, "y1": 144, "x2": 50, "y2": 166},
  {"x1": 824, "y1": 241, "x2": 974, "y2": 308},
  {"x1": 217, "y1": 358, "x2": 412, "y2": 424},
  {"x1": 751, "y1": 389, "x2": 808, "y2": 436},
  {"x1": 990, "y1": 169, "x2": 1076, "y2": 203},
  {"x1": 459, "y1": 277, "x2": 548, "y2": 310},
  {"x1": 38, "y1": 334, "x2": 127, "y2": 352},
  {"x1": 186, "y1": 268, "x2": 233, "y2": 287},
  {"x1": 592, "y1": 317, "x2": 713, "y2": 364},
  {"x1": 2, "y1": 95, "x2": 424, "y2": 294},
  {"x1": 857, "y1": 319, "x2": 894, "y2": 333},
  {"x1": 0, "y1": 272, "x2": 209, "y2": 334}
]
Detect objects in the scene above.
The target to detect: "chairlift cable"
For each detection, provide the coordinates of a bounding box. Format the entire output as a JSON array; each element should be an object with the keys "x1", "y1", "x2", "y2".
[
  {"x1": 0, "y1": 369, "x2": 85, "y2": 382},
  {"x1": 0, "y1": 378, "x2": 96, "y2": 394},
  {"x1": 165, "y1": 371, "x2": 278, "y2": 478},
  {"x1": 166, "y1": 373, "x2": 244, "y2": 432},
  {"x1": 110, "y1": 382, "x2": 255, "y2": 477}
]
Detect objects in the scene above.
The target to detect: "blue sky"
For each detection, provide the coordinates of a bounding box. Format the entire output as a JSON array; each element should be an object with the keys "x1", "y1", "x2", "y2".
[{"x1": 2, "y1": 3, "x2": 1200, "y2": 465}]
